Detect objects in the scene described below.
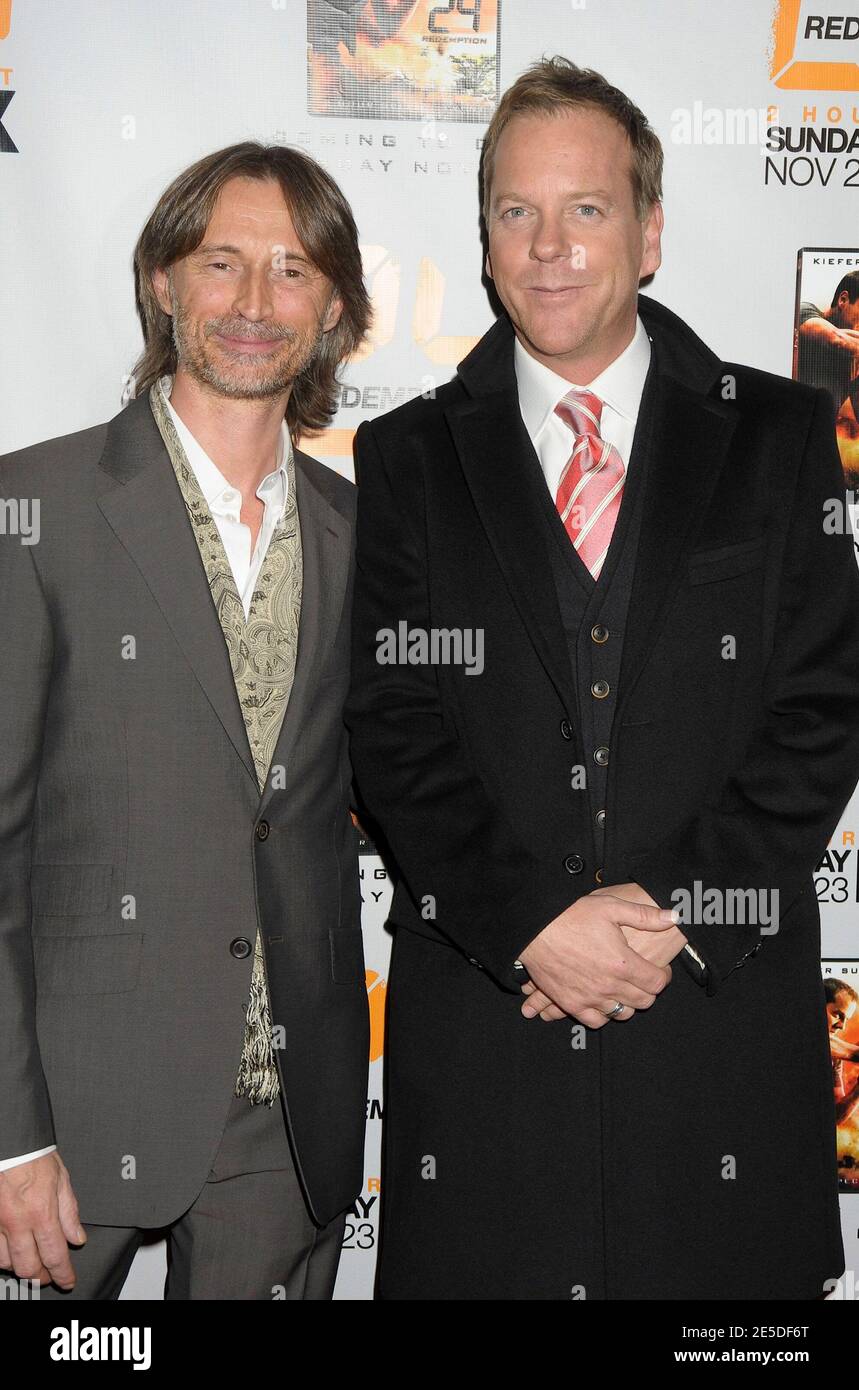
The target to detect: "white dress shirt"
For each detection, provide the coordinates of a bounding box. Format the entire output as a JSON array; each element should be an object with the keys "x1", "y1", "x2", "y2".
[
  {"x1": 162, "y1": 377, "x2": 292, "y2": 621},
  {"x1": 0, "y1": 384, "x2": 292, "y2": 1173},
  {"x1": 513, "y1": 313, "x2": 652, "y2": 490},
  {"x1": 511, "y1": 314, "x2": 708, "y2": 983}
]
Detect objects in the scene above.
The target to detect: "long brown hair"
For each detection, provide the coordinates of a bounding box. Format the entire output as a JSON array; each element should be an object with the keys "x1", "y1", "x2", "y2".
[
  {"x1": 132, "y1": 142, "x2": 372, "y2": 439},
  {"x1": 480, "y1": 56, "x2": 664, "y2": 225}
]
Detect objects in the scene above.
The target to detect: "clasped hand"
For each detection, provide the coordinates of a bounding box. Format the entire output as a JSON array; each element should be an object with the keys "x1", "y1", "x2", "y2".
[{"x1": 518, "y1": 882, "x2": 687, "y2": 1028}]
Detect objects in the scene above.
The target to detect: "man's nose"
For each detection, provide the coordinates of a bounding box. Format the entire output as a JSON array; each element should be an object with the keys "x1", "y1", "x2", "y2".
[
  {"x1": 530, "y1": 213, "x2": 573, "y2": 262},
  {"x1": 231, "y1": 267, "x2": 275, "y2": 321}
]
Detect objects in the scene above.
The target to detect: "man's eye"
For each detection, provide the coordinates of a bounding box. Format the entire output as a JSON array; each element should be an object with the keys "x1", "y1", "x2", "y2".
[
  {"x1": 576, "y1": 205, "x2": 600, "y2": 217},
  {"x1": 207, "y1": 262, "x2": 232, "y2": 270},
  {"x1": 502, "y1": 207, "x2": 527, "y2": 219}
]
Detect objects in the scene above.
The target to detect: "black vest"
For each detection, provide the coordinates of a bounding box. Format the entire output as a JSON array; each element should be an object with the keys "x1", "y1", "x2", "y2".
[{"x1": 520, "y1": 345, "x2": 659, "y2": 884}]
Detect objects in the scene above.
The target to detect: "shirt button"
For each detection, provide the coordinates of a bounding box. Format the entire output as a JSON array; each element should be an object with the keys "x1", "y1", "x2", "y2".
[
  {"x1": 591, "y1": 624, "x2": 609, "y2": 644},
  {"x1": 594, "y1": 746, "x2": 609, "y2": 766},
  {"x1": 591, "y1": 680, "x2": 610, "y2": 699}
]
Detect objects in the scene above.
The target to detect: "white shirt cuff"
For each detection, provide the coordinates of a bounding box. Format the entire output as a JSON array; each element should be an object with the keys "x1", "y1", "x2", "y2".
[{"x1": 0, "y1": 1145, "x2": 57, "y2": 1172}]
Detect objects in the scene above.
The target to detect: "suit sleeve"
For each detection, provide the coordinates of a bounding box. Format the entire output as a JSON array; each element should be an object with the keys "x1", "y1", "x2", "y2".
[
  {"x1": 0, "y1": 461, "x2": 57, "y2": 1153},
  {"x1": 625, "y1": 388, "x2": 859, "y2": 994},
  {"x1": 344, "y1": 421, "x2": 578, "y2": 991}
]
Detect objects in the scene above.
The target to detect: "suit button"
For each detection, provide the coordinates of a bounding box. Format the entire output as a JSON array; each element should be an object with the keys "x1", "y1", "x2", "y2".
[
  {"x1": 594, "y1": 746, "x2": 609, "y2": 766},
  {"x1": 595, "y1": 808, "x2": 606, "y2": 826},
  {"x1": 560, "y1": 718, "x2": 573, "y2": 740},
  {"x1": 591, "y1": 624, "x2": 609, "y2": 644},
  {"x1": 255, "y1": 821, "x2": 270, "y2": 841},
  {"x1": 564, "y1": 854, "x2": 584, "y2": 874},
  {"x1": 594, "y1": 868, "x2": 603, "y2": 884},
  {"x1": 230, "y1": 937, "x2": 252, "y2": 959},
  {"x1": 591, "y1": 680, "x2": 610, "y2": 699}
]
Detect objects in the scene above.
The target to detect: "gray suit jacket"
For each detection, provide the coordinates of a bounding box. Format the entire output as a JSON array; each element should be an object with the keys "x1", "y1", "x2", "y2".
[{"x1": 0, "y1": 392, "x2": 369, "y2": 1228}]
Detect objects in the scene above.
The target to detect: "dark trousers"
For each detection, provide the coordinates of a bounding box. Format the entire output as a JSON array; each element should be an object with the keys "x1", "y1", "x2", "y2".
[{"x1": 38, "y1": 1090, "x2": 345, "y2": 1300}]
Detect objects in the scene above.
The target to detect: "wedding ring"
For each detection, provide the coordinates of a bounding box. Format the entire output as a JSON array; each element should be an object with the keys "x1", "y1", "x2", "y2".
[{"x1": 604, "y1": 1000, "x2": 625, "y2": 1018}]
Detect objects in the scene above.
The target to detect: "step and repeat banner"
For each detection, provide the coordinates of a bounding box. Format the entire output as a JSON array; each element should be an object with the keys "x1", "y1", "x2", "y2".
[{"x1": 1, "y1": 0, "x2": 858, "y2": 1300}]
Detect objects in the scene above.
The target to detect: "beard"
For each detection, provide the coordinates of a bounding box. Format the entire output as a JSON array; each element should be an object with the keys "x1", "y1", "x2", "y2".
[{"x1": 169, "y1": 292, "x2": 328, "y2": 401}]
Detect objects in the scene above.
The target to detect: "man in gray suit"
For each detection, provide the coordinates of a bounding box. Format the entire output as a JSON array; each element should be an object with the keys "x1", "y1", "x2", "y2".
[{"x1": 0, "y1": 142, "x2": 371, "y2": 1299}]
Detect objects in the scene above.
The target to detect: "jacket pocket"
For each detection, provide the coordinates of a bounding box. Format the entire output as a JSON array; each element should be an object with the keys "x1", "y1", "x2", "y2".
[
  {"x1": 33, "y1": 932, "x2": 142, "y2": 995},
  {"x1": 687, "y1": 535, "x2": 767, "y2": 585},
  {"x1": 329, "y1": 927, "x2": 366, "y2": 985}
]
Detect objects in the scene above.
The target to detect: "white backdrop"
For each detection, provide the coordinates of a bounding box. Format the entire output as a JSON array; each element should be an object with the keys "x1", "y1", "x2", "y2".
[{"x1": 1, "y1": 0, "x2": 857, "y2": 1300}]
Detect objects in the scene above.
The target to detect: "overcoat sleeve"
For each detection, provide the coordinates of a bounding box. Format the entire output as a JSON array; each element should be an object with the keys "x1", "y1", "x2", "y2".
[{"x1": 626, "y1": 388, "x2": 859, "y2": 994}]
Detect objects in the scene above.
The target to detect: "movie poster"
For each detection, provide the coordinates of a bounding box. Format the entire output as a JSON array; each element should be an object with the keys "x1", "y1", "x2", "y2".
[
  {"x1": 822, "y1": 960, "x2": 859, "y2": 1193},
  {"x1": 793, "y1": 248, "x2": 859, "y2": 488},
  {"x1": 308, "y1": 0, "x2": 500, "y2": 122}
]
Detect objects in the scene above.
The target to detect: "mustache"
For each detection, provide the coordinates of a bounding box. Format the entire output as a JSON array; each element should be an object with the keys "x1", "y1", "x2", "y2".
[{"x1": 205, "y1": 319, "x2": 296, "y2": 342}]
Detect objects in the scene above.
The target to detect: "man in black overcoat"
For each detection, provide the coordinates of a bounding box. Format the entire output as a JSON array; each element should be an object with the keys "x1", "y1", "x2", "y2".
[{"x1": 345, "y1": 57, "x2": 859, "y2": 1300}]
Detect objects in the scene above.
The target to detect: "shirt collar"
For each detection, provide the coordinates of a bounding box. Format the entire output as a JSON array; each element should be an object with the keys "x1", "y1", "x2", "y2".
[
  {"x1": 514, "y1": 315, "x2": 652, "y2": 441},
  {"x1": 158, "y1": 375, "x2": 291, "y2": 514}
]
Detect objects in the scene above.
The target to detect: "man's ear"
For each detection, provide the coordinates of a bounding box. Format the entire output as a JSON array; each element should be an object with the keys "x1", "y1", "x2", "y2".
[
  {"x1": 323, "y1": 291, "x2": 344, "y2": 334},
  {"x1": 485, "y1": 249, "x2": 493, "y2": 282},
  {"x1": 640, "y1": 201, "x2": 663, "y2": 280},
  {"x1": 151, "y1": 267, "x2": 173, "y2": 317}
]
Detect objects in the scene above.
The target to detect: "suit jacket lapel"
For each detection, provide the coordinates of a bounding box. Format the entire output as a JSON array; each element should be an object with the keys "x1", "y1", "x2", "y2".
[
  {"x1": 97, "y1": 394, "x2": 259, "y2": 789},
  {"x1": 257, "y1": 455, "x2": 351, "y2": 819},
  {"x1": 96, "y1": 397, "x2": 351, "y2": 810}
]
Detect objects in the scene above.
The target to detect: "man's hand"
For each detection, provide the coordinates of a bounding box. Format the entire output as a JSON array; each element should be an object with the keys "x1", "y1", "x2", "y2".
[
  {"x1": 522, "y1": 882, "x2": 688, "y2": 1021},
  {"x1": 0, "y1": 1152, "x2": 86, "y2": 1289},
  {"x1": 596, "y1": 881, "x2": 689, "y2": 966},
  {"x1": 517, "y1": 887, "x2": 679, "y2": 1028}
]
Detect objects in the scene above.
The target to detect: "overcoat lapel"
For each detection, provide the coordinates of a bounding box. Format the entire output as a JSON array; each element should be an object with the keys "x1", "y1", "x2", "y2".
[
  {"x1": 444, "y1": 299, "x2": 739, "y2": 719},
  {"x1": 614, "y1": 369, "x2": 737, "y2": 718}
]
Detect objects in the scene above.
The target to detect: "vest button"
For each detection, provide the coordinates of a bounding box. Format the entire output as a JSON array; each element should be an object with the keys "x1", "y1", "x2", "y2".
[
  {"x1": 230, "y1": 937, "x2": 252, "y2": 959},
  {"x1": 564, "y1": 854, "x2": 584, "y2": 874},
  {"x1": 595, "y1": 808, "x2": 606, "y2": 827},
  {"x1": 255, "y1": 820, "x2": 270, "y2": 841},
  {"x1": 594, "y1": 746, "x2": 610, "y2": 766},
  {"x1": 591, "y1": 624, "x2": 609, "y2": 644},
  {"x1": 591, "y1": 680, "x2": 610, "y2": 699},
  {"x1": 594, "y1": 868, "x2": 603, "y2": 884},
  {"x1": 560, "y1": 718, "x2": 573, "y2": 740}
]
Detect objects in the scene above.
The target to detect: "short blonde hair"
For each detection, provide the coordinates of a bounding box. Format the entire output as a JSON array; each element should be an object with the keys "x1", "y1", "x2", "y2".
[{"x1": 481, "y1": 56, "x2": 663, "y2": 224}]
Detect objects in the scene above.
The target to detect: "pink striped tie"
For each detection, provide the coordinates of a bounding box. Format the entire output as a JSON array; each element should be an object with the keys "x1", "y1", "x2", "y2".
[{"x1": 554, "y1": 388, "x2": 625, "y2": 580}]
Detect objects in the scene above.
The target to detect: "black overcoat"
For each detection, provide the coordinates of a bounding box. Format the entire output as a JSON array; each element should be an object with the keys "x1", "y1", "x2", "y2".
[{"x1": 345, "y1": 294, "x2": 859, "y2": 1299}]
